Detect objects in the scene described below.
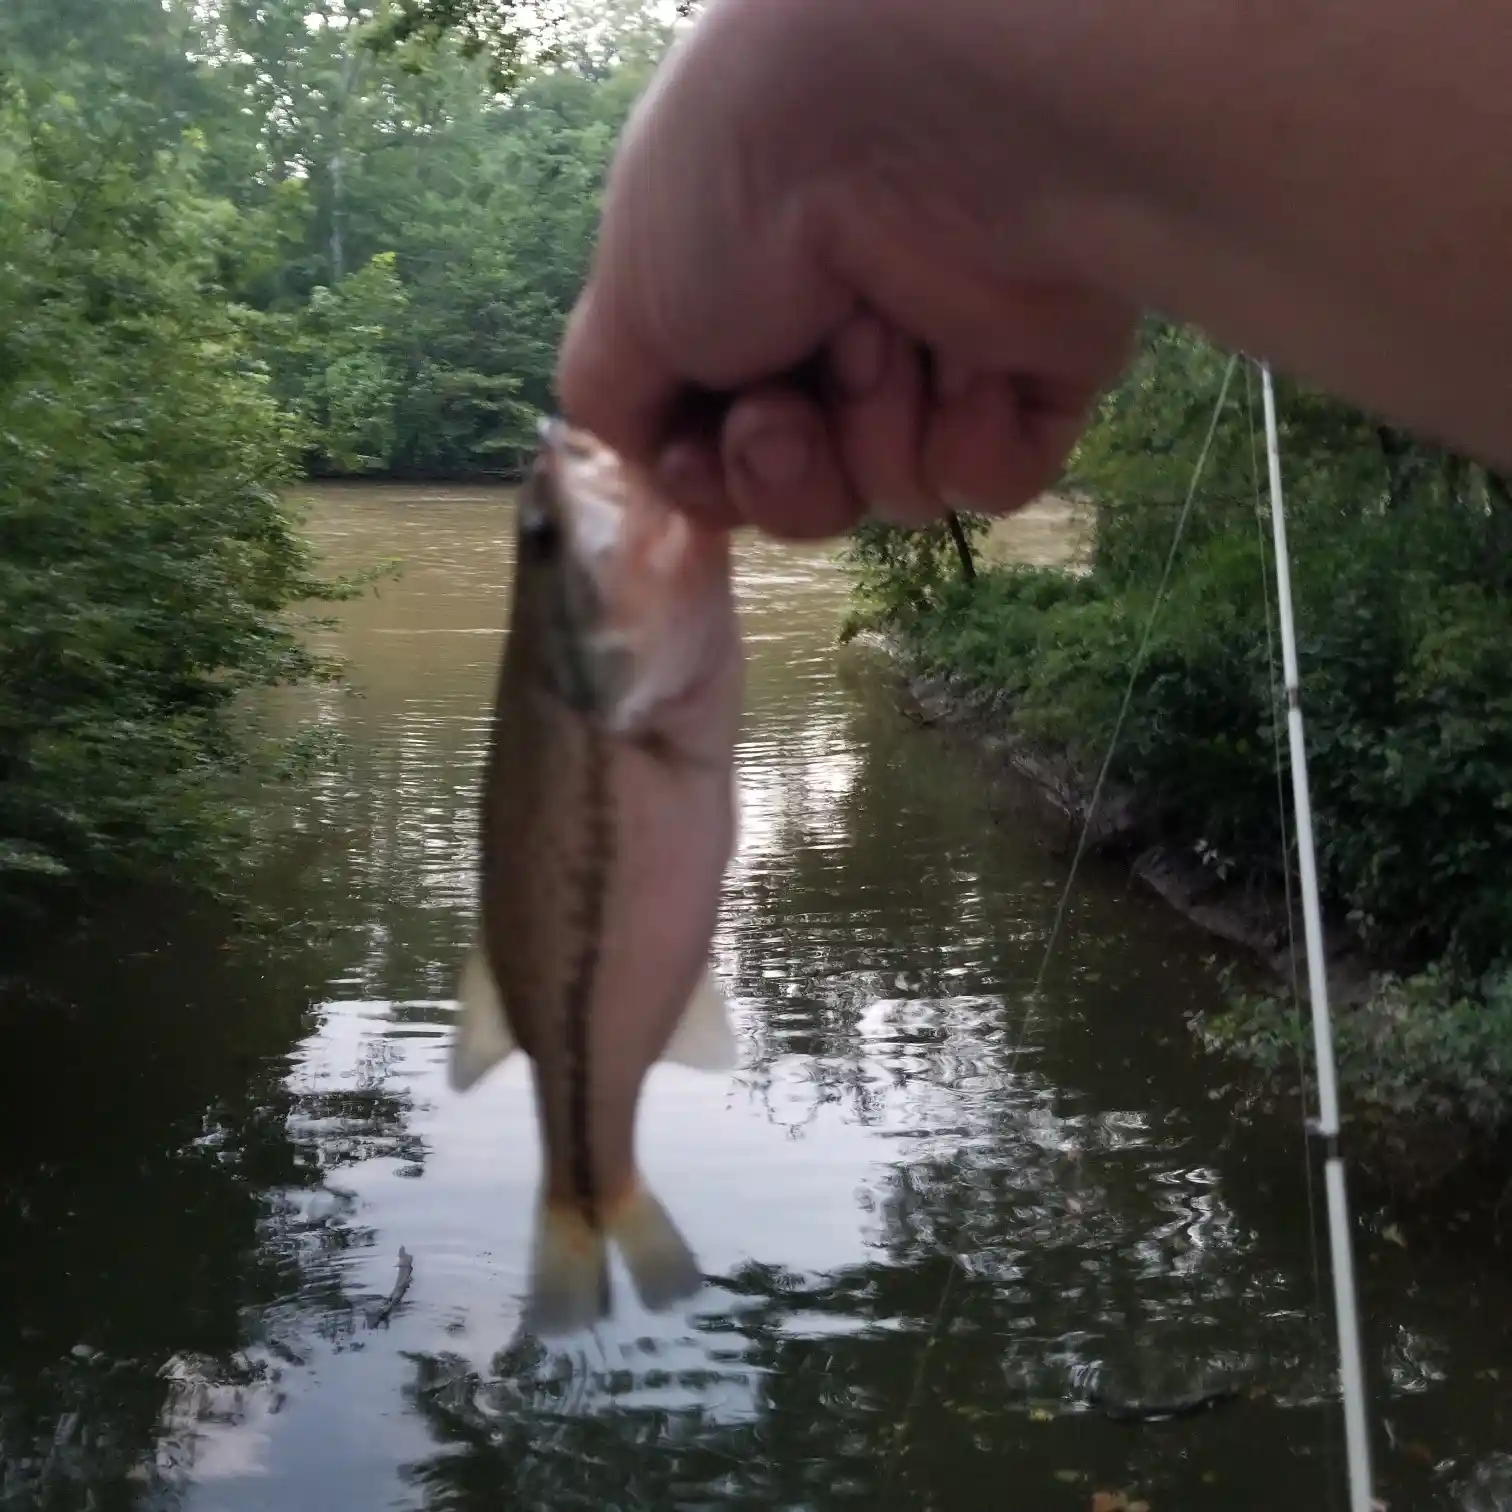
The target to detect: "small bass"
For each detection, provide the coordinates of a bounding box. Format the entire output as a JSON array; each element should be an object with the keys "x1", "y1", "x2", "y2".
[{"x1": 450, "y1": 418, "x2": 743, "y2": 1337}]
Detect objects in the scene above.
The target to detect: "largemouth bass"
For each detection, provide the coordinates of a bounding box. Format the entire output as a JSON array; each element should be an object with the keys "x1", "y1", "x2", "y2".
[{"x1": 449, "y1": 417, "x2": 743, "y2": 1337}]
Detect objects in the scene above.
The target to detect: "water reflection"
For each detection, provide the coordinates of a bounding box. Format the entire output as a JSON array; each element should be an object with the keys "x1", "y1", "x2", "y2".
[
  {"x1": 2, "y1": 483, "x2": 1510, "y2": 1511},
  {"x1": 0, "y1": 890, "x2": 392, "y2": 1509}
]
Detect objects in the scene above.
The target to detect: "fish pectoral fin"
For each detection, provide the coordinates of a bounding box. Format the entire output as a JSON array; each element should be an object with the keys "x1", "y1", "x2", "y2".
[
  {"x1": 448, "y1": 939, "x2": 519, "y2": 1092},
  {"x1": 659, "y1": 965, "x2": 738, "y2": 1073},
  {"x1": 612, "y1": 1185, "x2": 703, "y2": 1314}
]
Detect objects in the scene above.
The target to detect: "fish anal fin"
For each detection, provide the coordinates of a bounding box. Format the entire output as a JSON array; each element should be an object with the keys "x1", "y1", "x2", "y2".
[
  {"x1": 449, "y1": 939, "x2": 517, "y2": 1093},
  {"x1": 659, "y1": 965, "x2": 737, "y2": 1072}
]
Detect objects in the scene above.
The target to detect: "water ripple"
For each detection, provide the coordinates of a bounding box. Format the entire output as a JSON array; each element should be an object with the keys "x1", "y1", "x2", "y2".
[{"x1": 2, "y1": 489, "x2": 1501, "y2": 1512}]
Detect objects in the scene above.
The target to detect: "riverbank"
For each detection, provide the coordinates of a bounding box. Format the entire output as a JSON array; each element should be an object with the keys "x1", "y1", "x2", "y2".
[
  {"x1": 841, "y1": 495, "x2": 1512, "y2": 1203},
  {"x1": 878, "y1": 638, "x2": 1374, "y2": 998},
  {"x1": 849, "y1": 498, "x2": 1367, "y2": 987},
  {"x1": 864, "y1": 625, "x2": 1512, "y2": 1206}
]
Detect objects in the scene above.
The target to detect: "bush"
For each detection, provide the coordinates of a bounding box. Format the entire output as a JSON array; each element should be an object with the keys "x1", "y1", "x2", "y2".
[
  {"x1": 838, "y1": 514, "x2": 993, "y2": 642},
  {"x1": 840, "y1": 318, "x2": 1512, "y2": 1159},
  {"x1": 1201, "y1": 965, "x2": 1512, "y2": 1145},
  {"x1": 0, "y1": 84, "x2": 354, "y2": 908}
]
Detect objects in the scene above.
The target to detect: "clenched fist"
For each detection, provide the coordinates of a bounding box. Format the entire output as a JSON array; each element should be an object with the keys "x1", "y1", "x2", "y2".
[
  {"x1": 555, "y1": 0, "x2": 1136, "y2": 539},
  {"x1": 558, "y1": 0, "x2": 1512, "y2": 538}
]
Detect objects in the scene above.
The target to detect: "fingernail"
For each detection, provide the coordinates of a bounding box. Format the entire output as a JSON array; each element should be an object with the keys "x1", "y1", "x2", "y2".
[
  {"x1": 831, "y1": 315, "x2": 886, "y2": 397},
  {"x1": 659, "y1": 442, "x2": 724, "y2": 513},
  {"x1": 933, "y1": 354, "x2": 979, "y2": 402},
  {"x1": 870, "y1": 497, "x2": 926, "y2": 525},
  {"x1": 737, "y1": 424, "x2": 811, "y2": 489}
]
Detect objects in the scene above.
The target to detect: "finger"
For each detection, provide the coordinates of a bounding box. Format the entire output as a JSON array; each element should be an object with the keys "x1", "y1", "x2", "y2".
[
  {"x1": 720, "y1": 388, "x2": 865, "y2": 540},
  {"x1": 658, "y1": 348, "x2": 836, "y2": 526},
  {"x1": 554, "y1": 279, "x2": 676, "y2": 471},
  {"x1": 1012, "y1": 369, "x2": 1106, "y2": 501},
  {"x1": 826, "y1": 312, "x2": 931, "y2": 525},
  {"x1": 826, "y1": 191, "x2": 1139, "y2": 381},
  {"x1": 658, "y1": 438, "x2": 744, "y2": 532},
  {"x1": 921, "y1": 362, "x2": 1093, "y2": 517}
]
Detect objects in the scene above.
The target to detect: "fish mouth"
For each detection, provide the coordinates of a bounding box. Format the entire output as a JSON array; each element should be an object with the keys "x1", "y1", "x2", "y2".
[
  {"x1": 520, "y1": 418, "x2": 587, "y2": 551},
  {"x1": 536, "y1": 413, "x2": 601, "y2": 464},
  {"x1": 518, "y1": 463, "x2": 560, "y2": 552}
]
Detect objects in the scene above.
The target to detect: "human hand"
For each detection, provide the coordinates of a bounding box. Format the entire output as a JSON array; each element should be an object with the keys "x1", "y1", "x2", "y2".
[{"x1": 555, "y1": 0, "x2": 1137, "y2": 540}]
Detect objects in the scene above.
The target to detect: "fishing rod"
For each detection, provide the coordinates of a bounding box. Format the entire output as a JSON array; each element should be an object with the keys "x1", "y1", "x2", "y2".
[
  {"x1": 1257, "y1": 359, "x2": 1374, "y2": 1512},
  {"x1": 895, "y1": 354, "x2": 1378, "y2": 1512}
]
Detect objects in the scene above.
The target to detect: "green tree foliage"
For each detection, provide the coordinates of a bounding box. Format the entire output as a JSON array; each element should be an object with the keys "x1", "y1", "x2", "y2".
[
  {"x1": 361, "y1": 0, "x2": 547, "y2": 91},
  {"x1": 844, "y1": 321, "x2": 1512, "y2": 1147},
  {"x1": 2, "y1": 0, "x2": 671, "y2": 912},
  {"x1": 358, "y1": 0, "x2": 701, "y2": 90},
  {"x1": 0, "y1": 79, "x2": 351, "y2": 903},
  {"x1": 303, "y1": 254, "x2": 411, "y2": 473},
  {"x1": 840, "y1": 515, "x2": 991, "y2": 641},
  {"x1": 1064, "y1": 324, "x2": 1512, "y2": 978},
  {"x1": 201, "y1": 0, "x2": 672, "y2": 476}
]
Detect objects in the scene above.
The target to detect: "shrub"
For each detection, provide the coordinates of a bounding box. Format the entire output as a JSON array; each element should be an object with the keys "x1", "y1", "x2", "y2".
[
  {"x1": 840, "y1": 318, "x2": 1512, "y2": 1160},
  {"x1": 1201, "y1": 965, "x2": 1512, "y2": 1146},
  {"x1": 0, "y1": 85, "x2": 355, "y2": 909}
]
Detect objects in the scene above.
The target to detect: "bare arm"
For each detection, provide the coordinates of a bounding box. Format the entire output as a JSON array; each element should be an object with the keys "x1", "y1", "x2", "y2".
[
  {"x1": 997, "y1": 0, "x2": 1512, "y2": 471},
  {"x1": 557, "y1": 0, "x2": 1512, "y2": 536}
]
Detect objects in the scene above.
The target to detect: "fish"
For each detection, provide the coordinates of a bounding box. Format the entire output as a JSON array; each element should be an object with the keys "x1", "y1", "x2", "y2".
[{"x1": 448, "y1": 416, "x2": 744, "y2": 1338}]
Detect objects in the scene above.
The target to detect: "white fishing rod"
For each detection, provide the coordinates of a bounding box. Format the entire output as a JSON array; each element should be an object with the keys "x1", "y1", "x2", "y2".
[{"x1": 1258, "y1": 359, "x2": 1375, "y2": 1512}]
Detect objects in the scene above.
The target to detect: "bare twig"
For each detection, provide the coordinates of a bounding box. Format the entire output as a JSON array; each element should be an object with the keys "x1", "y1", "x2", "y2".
[{"x1": 368, "y1": 1246, "x2": 414, "y2": 1327}]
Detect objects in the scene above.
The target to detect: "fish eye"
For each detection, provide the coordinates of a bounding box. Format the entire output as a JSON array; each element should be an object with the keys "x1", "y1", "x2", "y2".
[{"x1": 519, "y1": 504, "x2": 561, "y2": 556}]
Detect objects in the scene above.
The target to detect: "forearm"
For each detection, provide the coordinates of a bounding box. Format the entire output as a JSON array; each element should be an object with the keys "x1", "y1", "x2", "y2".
[{"x1": 931, "y1": 0, "x2": 1512, "y2": 467}]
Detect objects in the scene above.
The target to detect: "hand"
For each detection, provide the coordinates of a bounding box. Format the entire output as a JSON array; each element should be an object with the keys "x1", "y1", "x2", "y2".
[{"x1": 555, "y1": 0, "x2": 1137, "y2": 540}]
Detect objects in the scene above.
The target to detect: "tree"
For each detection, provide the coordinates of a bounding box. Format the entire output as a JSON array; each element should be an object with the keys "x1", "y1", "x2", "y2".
[
  {"x1": 362, "y1": 0, "x2": 553, "y2": 91},
  {"x1": 0, "y1": 69, "x2": 351, "y2": 905},
  {"x1": 0, "y1": 0, "x2": 680, "y2": 908}
]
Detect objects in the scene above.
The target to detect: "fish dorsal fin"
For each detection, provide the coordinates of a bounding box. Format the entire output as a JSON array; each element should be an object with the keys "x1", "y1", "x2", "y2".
[
  {"x1": 660, "y1": 965, "x2": 738, "y2": 1072},
  {"x1": 449, "y1": 938, "x2": 518, "y2": 1092}
]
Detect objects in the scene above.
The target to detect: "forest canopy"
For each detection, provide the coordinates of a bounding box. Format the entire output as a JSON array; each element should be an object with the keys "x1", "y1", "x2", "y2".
[{"x1": 0, "y1": 0, "x2": 676, "y2": 908}]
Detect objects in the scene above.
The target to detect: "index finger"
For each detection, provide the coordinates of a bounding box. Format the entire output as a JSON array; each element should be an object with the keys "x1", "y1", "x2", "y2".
[
  {"x1": 556, "y1": 284, "x2": 752, "y2": 528},
  {"x1": 554, "y1": 279, "x2": 677, "y2": 472}
]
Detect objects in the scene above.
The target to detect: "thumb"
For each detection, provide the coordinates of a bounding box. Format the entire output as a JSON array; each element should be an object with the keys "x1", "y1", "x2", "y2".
[
  {"x1": 553, "y1": 277, "x2": 781, "y2": 528},
  {"x1": 554, "y1": 279, "x2": 679, "y2": 472}
]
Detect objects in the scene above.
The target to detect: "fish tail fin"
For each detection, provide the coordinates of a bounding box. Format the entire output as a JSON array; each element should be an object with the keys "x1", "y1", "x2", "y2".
[
  {"x1": 523, "y1": 1198, "x2": 612, "y2": 1338},
  {"x1": 610, "y1": 1182, "x2": 704, "y2": 1314}
]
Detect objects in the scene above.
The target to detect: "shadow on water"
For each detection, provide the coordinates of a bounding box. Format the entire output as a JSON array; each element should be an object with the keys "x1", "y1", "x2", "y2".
[
  {"x1": 2, "y1": 482, "x2": 1511, "y2": 1511},
  {"x1": 0, "y1": 881, "x2": 388, "y2": 1508}
]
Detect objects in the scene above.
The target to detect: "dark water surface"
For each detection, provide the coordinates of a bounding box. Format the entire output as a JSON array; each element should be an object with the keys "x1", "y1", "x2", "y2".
[{"x1": 3, "y1": 483, "x2": 1510, "y2": 1512}]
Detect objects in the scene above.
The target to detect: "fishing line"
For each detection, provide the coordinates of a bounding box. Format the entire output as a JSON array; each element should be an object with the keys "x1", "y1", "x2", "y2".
[
  {"x1": 886, "y1": 352, "x2": 1239, "y2": 1496},
  {"x1": 1026, "y1": 350, "x2": 1239, "y2": 1008}
]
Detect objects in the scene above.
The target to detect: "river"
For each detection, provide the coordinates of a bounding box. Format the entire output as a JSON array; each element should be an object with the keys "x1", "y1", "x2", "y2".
[{"x1": 2, "y1": 483, "x2": 1509, "y2": 1512}]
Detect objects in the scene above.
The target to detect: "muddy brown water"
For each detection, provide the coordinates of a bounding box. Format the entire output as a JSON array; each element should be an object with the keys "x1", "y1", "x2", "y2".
[{"x1": 2, "y1": 483, "x2": 1509, "y2": 1511}]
